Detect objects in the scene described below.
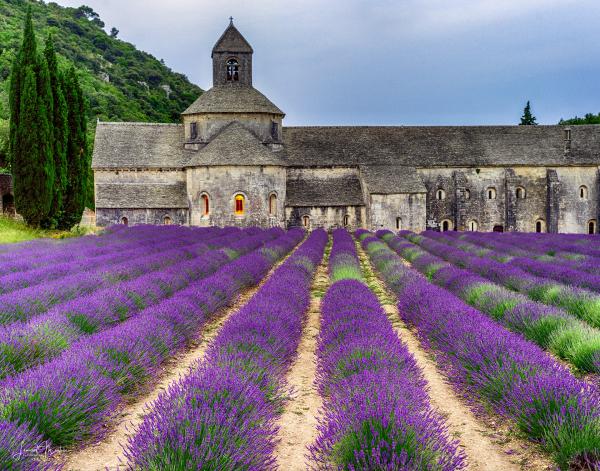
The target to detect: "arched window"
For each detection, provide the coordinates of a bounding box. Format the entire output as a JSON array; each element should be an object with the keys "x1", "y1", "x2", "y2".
[
  {"x1": 588, "y1": 220, "x2": 596, "y2": 235},
  {"x1": 268, "y1": 193, "x2": 277, "y2": 216},
  {"x1": 440, "y1": 219, "x2": 452, "y2": 232},
  {"x1": 396, "y1": 217, "x2": 402, "y2": 230},
  {"x1": 487, "y1": 187, "x2": 497, "y2": 200},
  {"x1": 436, "y1": 189, "x2": 446, "y2": 200},
  {"x1": 226, "y1": 59, "x2": 239, "y2": 82},
  {"x1": 234, "y1": 194, "x2": 245, "y2": 215},
  {"x1": 302, "y1": 215, "x2": 310, "y2": 227},
  {"x1": 536, "y1": 219, "x2": 546, "y2": 233},
  {"x1": 121, "y1": 216, "x2": 128, "y2": 226},
  {"x1": 343, "y1": 215, "x2": 350, "y2": 227},
  {"x1": 163, "y1": 215, "x2": 172, "y2": 225},
  {"x1": 468, "y1": 220, "x2": 478, "y2": 232},
  {"x1": 516, "y1": 187, "x2": 526, "y2": 199},
  {"x1": 464, "y1": 189, "x2": 471, "y2": 200},
  {"x1": 201, "y1": 194, "x2": 210, "y2": 216},
  {"x1": 579, "y1": 185, "x2": 589, "y2": 200}
]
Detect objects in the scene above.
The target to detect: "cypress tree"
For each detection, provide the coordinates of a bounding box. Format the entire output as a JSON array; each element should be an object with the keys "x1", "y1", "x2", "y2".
[
  {"x1": 520, "y1": 100, "x2": 538, "y2": 125},
  {"x1": 60, "y1": 66, "x2": 88, "y2": 229},
  {"x1": 9, "y1": 8, "x2": 55, "y2": 226},
  {"x1": 43, "y1": 34, "x2": 68, "y2": 228}
]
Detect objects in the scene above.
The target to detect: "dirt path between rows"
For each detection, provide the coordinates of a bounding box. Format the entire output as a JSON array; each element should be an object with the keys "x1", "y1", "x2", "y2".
[
  {"x1": 356, "y1": 241, "x2": 529, "y2": 471},
  {"x1": 60, "y1": 243, "x2": 302, "y2": 471},
  {"x1": 274, "y1": 238, "x2": 330, "y2": 470}
]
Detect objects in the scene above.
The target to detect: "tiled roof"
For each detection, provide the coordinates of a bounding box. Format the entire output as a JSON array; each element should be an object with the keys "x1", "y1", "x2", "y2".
[
  {"x1": 96, "y1": 182, "x2": 188, "y2": 208},
  {"x1": 286, "y1": 174, "x2": 365, "y2": 206},
  {"x1": 182, "y1": 86, "x2": 284, "y2": 115},
  {"x1": 186, "y1": 121, "x2": 286, "y2": 166}
]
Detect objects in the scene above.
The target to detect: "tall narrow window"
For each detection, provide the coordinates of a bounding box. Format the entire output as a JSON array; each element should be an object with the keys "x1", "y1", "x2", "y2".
[
  {"x1": 580, "y1": 186, "x2": 589, "y2": 199},
  {"x1": 464, "y1": 189, "x2": 471, "y2": 200},
  {"x1": 436, "y1": 189, "x2": 446, "y2": 200},
  {"x1": 226, "y1": 59, "x2": 239, "y2": 81},
  {"x1": 469, "y1": 220, "x2": 478, "y2": 231},
  {"x1": 302, "y1": 215, "x2": 310, "y2": 227},
  {"x1": 268, "y1": 193, "x2": 277, "y2": 216},
  {"x1": 536, "y1": 219, "x2": 545, "y2": 233},
  {"x1": 516, "y1": 187, "x2": 526, "y2": 199},
  {"x1": 343, "y1": 215, "x2": 350, "y2": 226},
  {"x1": 487, "y1": 187, "x2": 497, "y2": 200},
  {"x1": 201, "y1": 194, "x2": 210, "y2": 216},
  {"x1": 271, "y1": 121, "x2": 279, "y2": 140},
  {"x1": 121, "y1": 216, "x2": 128, "y2": 226},
  {"x1": 163, "y1": 216, "x2": 172, "y2": 225},
  {"x1": 588, "y1": 220, "x2": 596, "y2": 235},
  {"x1": 190, "y1": 122, "x2": 198, "y2": 140},
  {"x1": 234, "y1": 194, "x2": 245, "y2": 215},
  {"x1": 396, "y1": 217, "x2": 402, "y2": 230}
]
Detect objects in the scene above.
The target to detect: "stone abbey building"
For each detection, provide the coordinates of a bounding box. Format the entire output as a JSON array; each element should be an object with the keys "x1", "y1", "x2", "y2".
[{"x1": 92, "y1": 21, "x2": 600, "y2": 233}]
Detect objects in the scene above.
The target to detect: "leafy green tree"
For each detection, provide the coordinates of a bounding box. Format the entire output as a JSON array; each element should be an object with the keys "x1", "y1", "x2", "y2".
[
  {"x1": 520, "y1": 100, "x2": 538, "y2": 125},
  {"x1": 42, "y1": 34, "x2": 68, "y2": 228},
  {"x1": 9, "y1": 8, "x2": 55, "y2": 227},
  {"x1": 559, "y1": 113, "x2": 600, "y2": 125},
  {"x1": 59, "y1": 66, "x2": 88, "y2": 229}
]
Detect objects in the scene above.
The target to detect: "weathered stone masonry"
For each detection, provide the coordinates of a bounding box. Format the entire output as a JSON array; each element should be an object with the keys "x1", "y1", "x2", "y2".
[{"x1": 92, "y1": 21, "x2": 600, "y2": 233}]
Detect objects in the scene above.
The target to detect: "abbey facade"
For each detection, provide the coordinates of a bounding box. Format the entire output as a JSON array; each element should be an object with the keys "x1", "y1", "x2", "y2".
[{"x1": 92, "y1": 21, "x2": 600, "y2": 234}]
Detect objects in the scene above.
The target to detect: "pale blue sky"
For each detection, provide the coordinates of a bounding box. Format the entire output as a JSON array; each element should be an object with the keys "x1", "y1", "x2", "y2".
[{"x1": 54, "y1": 0, "x2": 600, "y2": 126}]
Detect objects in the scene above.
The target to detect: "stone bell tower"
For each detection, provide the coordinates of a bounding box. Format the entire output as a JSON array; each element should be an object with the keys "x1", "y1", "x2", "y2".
[
  {"x1": 181, "y1": 19, "x2": 285, "y2": 146},
  {"x1": 212, "y1": 17, "x2": 253, "y2": 87}
]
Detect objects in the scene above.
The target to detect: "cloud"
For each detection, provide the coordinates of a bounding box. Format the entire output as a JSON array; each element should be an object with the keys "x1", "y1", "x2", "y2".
[{"x1": 52, "y1": 0, "x2": 600, "y2": 125}]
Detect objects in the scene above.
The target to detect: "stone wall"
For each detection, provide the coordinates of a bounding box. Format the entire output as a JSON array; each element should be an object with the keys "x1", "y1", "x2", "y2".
[
  {"x1": 187, "y1": 165, "x2": 286, "y2": 227},
  {"x1": 182, "y1": 112, "x2": 282, "y2": 145},
  {"x1": 285, "y1": 205, "x2": 366, "y2": 231},
  {"x1": 96, "y1": 208, "x2": 188, "y2": 227},
  {"x1": 417, "y1": 166, "x2": 600, "y2": 233},
  {"x1": 368, "y1": 193, "x2": 426, "y2": 232},
  {"x1": 555, "y1": 167, "x2": 599, "y2": 233},
  {"x1": 94, "y1": 169, "x2": 186, "y2": 185}
]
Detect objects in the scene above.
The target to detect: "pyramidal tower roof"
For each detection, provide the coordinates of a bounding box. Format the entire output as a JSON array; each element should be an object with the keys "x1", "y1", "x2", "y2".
[{"x1": 212, "y1": 18, "x2": 253, "y2": 57}]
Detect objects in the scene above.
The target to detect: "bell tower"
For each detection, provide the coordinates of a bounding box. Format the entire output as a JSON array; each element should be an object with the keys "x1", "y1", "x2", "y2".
[{"x1": 212, "y1": 18, "x2": 253, "y2": 87}]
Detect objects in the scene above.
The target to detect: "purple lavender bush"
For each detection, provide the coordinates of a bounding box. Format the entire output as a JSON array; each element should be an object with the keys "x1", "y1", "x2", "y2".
[
  {"x1": 125, "y1": 229, "x2": 327, "y2": 470},
  {"x1": 310, "y1": 278, "x2": 465, "y2": 470},
  {"x1": 362, "y1": 234, "x2": 600, "y2": 470},
  {"x1": 0, "y1": 228, "x2": 305, "y2": 462}
]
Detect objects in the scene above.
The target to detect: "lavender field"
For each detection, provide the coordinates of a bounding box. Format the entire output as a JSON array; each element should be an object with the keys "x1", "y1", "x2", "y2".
[{"x1": 0, "y1": 225, "x2": 598, "y2": 470}]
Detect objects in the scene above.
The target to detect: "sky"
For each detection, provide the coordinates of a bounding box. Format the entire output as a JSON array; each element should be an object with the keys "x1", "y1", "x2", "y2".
[{"x1": 53, "y1": 0, "x2": 600, "y2": 126}]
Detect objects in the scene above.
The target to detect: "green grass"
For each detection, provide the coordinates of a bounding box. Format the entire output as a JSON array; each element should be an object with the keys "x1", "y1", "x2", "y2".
[{"x1": 0, "y1": 216, "x2": 96, "y2": 245}]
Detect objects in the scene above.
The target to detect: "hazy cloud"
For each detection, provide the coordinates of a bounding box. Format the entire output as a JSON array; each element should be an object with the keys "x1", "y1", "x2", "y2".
[{"x1": 53, "y1": 0, "x2": 600, "y2": 125}]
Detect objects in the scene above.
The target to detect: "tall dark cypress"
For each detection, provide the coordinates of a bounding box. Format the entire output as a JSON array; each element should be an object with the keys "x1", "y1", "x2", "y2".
[
  {"x1": 43, "y1": 34, "x2": 68, "y2": 228},
  {"x1": 9, "y1": 8, "x2": 55, "y2": 226},
  {"x1": 60, "y1": 66, "x2": 88, "y2": 229}
]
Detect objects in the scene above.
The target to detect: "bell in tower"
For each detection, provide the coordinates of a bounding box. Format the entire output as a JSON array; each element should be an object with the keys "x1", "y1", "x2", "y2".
[{"x1": 212, "y1": 17, "x2": 253, "y2": 87}]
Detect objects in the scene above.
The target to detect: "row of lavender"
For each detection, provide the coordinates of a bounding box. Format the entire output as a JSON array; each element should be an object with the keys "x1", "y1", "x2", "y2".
[
  {"x1": 0, "y1": 228, "x2": 281, "y2": 381},
  {"x1": 0, "y1": 227, "x2": 305, "y2": 470},
  {"x1": 125, "y1": 229, "x2": 327, "y2": 469},
  {"x1": 0, "y1": 226, "x2": 225, "y2": 295},
  {"x1": 384, "y1": 231, "x2": 600, "y2": 374},
  {"x1": 359, "y1": 230, "x2": 600, "y2": 470},
  {"x1": 0, "y1": 227, "x2": 240, "y2": 325},
  {"x1": 448, "y1": 231, "x2": 600, "y2": 275},
  {"x1": 0, "y1": 224, "x2": 212, "y2": 274},
  {"x1": 404, "y1": 231, "x2": 600, "y2": 331},
  {"x1": 455, "y1": 230, "x2": 600, "y2": 259},
  {"x1": 439, "y1": 230, "x2": 600, "y2": 291},
  {"x1": 310, "y1": 229, "x2": 464, "y2": 469}
]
